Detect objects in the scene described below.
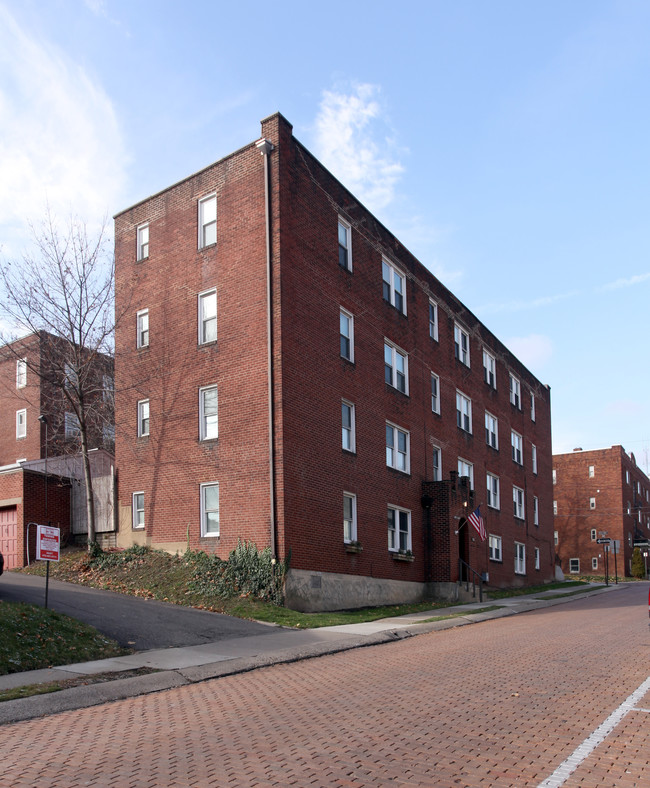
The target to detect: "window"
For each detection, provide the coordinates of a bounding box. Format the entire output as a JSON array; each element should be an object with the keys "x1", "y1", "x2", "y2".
[
  {"x1": 431, "y1": 373, "x2": 440, "y2": 414},
  {"x1": 485, "y1": 412, "x2": 498, "y2": 449},
  {"x1": 343, "y1": 492, "x2": 357, "y2": 542},
  {"x1": 198, "y1": 289, "x2": 217, "y2": 345},
  {"x1": 137, "y1": 399, "x2": 150, "y2": 437},
  {"x1": 534, "y1": 547, "x2": 540, "y2": 570},
  {"x1": 200, "y1": 482, "x2": 220, "y2": 537},
  {"x1": 384, "y1": 341, "x2": 408, "y2": 394},
  {"x1": 137, "y1": 309, "x2": 149, "y2": 348},
  {"x1": 342, "y1": 400, "x2": 355, "y2": 452},
  {"x1": 132, "y1": 492, "x2": 145, "y2": 529},
  {"x1": 489, "y1": 535, "x2": 502, "y2": 562},
  {"x1": 509, "y1": 374, "x2": 521, "y2": 408},
  {"x1": 513, "y1": 486, "x2": 525, "y2": 519},
  {"x1": 487, "y1": 473, "x2": 500, "y2": 509},
  {"x1": 429, "y1": 300, "x2": 438, "y2": 341},
  {"x1": 103, "y1": 375, "x2": 114, "y2": 404},
  {"x1": 515, "y1": 542, "x2": 526, "y2": 575},
  {"x1": 592, "y1": 557, "x2": 598, "y2": 570},
  {"x1": 591, "y1": 529, "x2": 597, "y2": 541},
  {"x1": 16, "y1": 409, "x2": 26, "y2": 439},
  {"x1": 533, "y1": 496, "x2": 539, "y2": 526},
  {"x1": 458, "y1": 458, "x2": 474, "y2": 488},
  {"x1": 340, "y1": 308, "x2": 354, "y2": 362},
  {"x1": 625, "y1": 470, "x2": 630, "y2": 485},
  {"x1": 16, "y1": 359, "x2": 26, "y2": 389},
  {"x1": 386, "y1": 423, "x2": 410, "y2": 473},
  {"x1": 483, "y1": 350, "x2": 496, "y2": 388},
  {"x1": 387, "y1": 506, "x2": 411, "y2": 552},
  {"x1": 137, "y1": 223, "x2": 149, "y2": 261},
  {"x1": 198, "y1": 194, "x2": 217, "y2": 248},
  {"x1": 554, "y1": 530, "x2": 559, "y2": 546},
  {"x1": 589, "y1": 496, "x2": 596, "y2": 510},
  {"x1": 432, "y1": 446, "x2": 442, "y2": 481},
  {"x1": 454, "y1": 323, "x2": 470, "y2": 366},
  {"x1": 553, "y1": 469, "x2": 557, "y2": 485},
  {"x1": 382, "y1": 259, "x2": 406, "y2": 313},
  {"x1": 511, "y1": 430, "x2": 523, "y2": 465},
  {"x1": 532, "y1": 445, "x2": 538, "y2": 474},
  {"x1": 553, "y1": 500, "x2": 557, "y2": 515},
  {"x1": 569, "y1": 558, "x2": 580, "y2": 574},
  {"x1": 530, "y1": 393, "x2": 536, "y2": 421},
  {"x1": 338, "y1": 218, "x2": 352, "y2": 270},
  {"x1": 65, "y1": 412, "x2": 81, "y2": 439},
  {"x1": 64, "y1": 363, "x2": 78, "y2": 390},
  {"x1": 456, "y1": 391, "x2": 472, "y2": 433},
  {"x1": 199, "y1": 385, "x2": 218, "y2": 441}
]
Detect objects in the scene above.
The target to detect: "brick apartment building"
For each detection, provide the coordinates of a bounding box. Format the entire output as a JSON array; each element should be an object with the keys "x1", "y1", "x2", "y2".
[
  {"x1": 553, "y1": 445, "x2": 650, "y2": 578},
  {"x1": 114, "y1": 112, "x2": 555, "y2": 611},
  {"x1": 0, "y1": 332, "x2": 114, "y2": 568}
]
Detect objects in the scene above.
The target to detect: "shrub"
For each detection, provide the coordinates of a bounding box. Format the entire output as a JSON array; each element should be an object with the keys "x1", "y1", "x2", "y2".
[{"x1": 631, "y1": 547, "x2": 646, "y2": 579}]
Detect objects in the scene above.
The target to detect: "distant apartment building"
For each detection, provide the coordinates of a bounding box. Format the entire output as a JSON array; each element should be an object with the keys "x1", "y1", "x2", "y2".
[
  {"x1": 114, "y1": 112, "x2": 555, "y2": 611},
  {"x1": 553, "y1": 445, "x2": 650, "y2": 577}
]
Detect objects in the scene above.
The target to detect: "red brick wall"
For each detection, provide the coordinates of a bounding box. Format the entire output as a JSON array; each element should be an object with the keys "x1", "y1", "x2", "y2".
[{"x1": 0, "y1": 336, "x2": 43, "y2": 465}]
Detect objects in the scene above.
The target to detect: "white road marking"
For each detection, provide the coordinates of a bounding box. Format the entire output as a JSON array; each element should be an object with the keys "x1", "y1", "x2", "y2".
[{"x1": 537, "y1": 675, "x2": 650, "y2": 788}]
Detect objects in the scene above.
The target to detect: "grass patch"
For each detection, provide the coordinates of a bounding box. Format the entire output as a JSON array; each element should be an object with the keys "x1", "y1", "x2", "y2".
[
  {"x1": 0, "y1": 667, "x2": 158, "y2": 702},
  {"x1": 420, "y1": 605, "x2": 502, "y2": 623},
  {"x1": 486, "y1": 581, "x2": 588, "y2": 600},
  {"x1": 0, "y1": 601, "x2": 127, "y2": 676}
]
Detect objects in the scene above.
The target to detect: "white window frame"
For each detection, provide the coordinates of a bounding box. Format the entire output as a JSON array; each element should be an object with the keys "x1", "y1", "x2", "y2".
[
  {"x1": 343, "y1": 492, "x2": 357, "y2": 543},
  {"x1": 384, "y1": 340, "x2": 409, "y2": 394},
  {"x1": 589, "y1": 496, "x2": 596, "y2": 510},
  {"x1": 483, "y1": 349, "x2": 496, "y2": 388},
  {"x1": 456, "y1": 390, "x2": 472, "y2": 433},
  {"x1": 535, "y1": 547, "x2": 540, "y2": 570},
  {"x1": 432, "y1": 446, "x2": 442, "y2": 481},
  {"x1": 132, "y1": 492, "x2": 145, "y2": 530},
  {"x1": 340, "y1": 308, "x2": 354, "y2": 362},
  {"x1": 509, "y1": 374, "x2": 521, "y2": 409},
  {"x1": 511, "y1": 430, "x2": 523, "y2": 465},
  {"x1": 198, "y1": 288, "x2": 217, "y2": 345},
  {"x1": 588, "y1": 465, "x2": 595, "y2": 478},
  {"x1": 515, "y1": 542, "x2": 526, "y2": 575},
  {"x1": 431, "y1": 372, "x2": 440, "y2": 414},
  {"x1": 64, "y1": 412, "x2": 81, "y2": 439},
  {"x1": 386, "y1": 422, "x2": 410, "y2": 474},
  {"x1": 198, "y1": 193, "x2": 217, "y2": 248},
  {"x1": 16, "y1": 409, "x2": 26, "y2": 439},
  {"x1": 16, "y1": 358, "x2": 26, "y2": 389},
  {"x1": 591, "y1": 529, "x2": 597, "y2": 541},
  {"x1": 342, "y1": 400, "x2": 355, "y2": 453},
  {"x1": 382, "y1": 259, "x2": 406, "y2": 314},
  {"x1": 136, "y1": 309, "x2": 149, "y2": 349},
  {"x1": 553, "y1": 500, "x2": 557, "y2": 515},
  {"x1": 199, "y1": 385, "x2": 219, "y2": 441},
  {"x1": 530, "y1": 392, "x2": 536, "y2": 422},
  {"x1": 569, "y1": 558, "x2": 580, "y2": 574},
  {"x1": 533, "y1": 496, "x2": 539, "y2": 526},
  {"x1": 487, "y1": 473, "x2": 500, "y2": 510},
  {"x1": 488, "y1": 534, "x2": 502, "y2": 562},
  {"x1": 485, "y1": 411, "x2": 498, "y2": 449},
  {"x1": 532, "y1": 445, "x2": 538, "y2": 474},
  {"x1": 429, "y1": 299, "x2": 438, "y2": 341},
  {"x1": 387, "y1": 505, "x2": 411, "y2": 553},
  {"x1": 554, "y1": 530, "x2": 559, "y2": 545},
  {"x1": 553, "y1": 469, "x2": 557, "y2": 485},
  {"x1": 454, "y1": 323, "x2": 470, "y2": 367},
  {"x1": 136, "y1": 223, "x2": 149, "y2": 261},
  {"x1": 137, "y1": 399, "x2": 150, "y2": 437},
  {"x1": 200, "y1": 482, "x2": 220, "y2": 537},
  {"x1": 513, "y1": 486, "x2": 525, "y2": 519},
  {"x1": 458, "y1": 458, "x2": 474, "y2": 489},
  {"x1": 592, "y1": 557, "x2": 598, "y2": 570},
  {"x1": 338, "y1": 217, "x2": 352, "y2": 271}
]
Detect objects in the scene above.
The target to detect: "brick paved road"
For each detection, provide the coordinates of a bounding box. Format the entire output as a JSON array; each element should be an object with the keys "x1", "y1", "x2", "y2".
[{"x1": 2, "y1": 583, "x2": 649, "y2": 787}]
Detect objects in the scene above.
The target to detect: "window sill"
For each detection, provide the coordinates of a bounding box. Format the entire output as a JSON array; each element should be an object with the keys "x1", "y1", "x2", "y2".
[
  {"x1": 198, "y1": 242, "x2": 217, "y2": 252},
  {"x1": 488, "y1": 558, "x2": 502, "y2": 564},
  {"x1": 385, "y1": 383, "x2": 409, "y2": 397},
  {"x1": 342, "y1": 448, "x2": 356, "y2": 456},
  {"x1": 345, "y1": 543, "x2": 363, "y2": 554},
  {"x1": 391, "y1": 551, "x2": 414, "y2": 562}
]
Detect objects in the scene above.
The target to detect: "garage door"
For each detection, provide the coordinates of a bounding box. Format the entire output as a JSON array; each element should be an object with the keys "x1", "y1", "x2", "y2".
[{"x1": 0, "y1": 507, "x2": 19, "y2": 570}]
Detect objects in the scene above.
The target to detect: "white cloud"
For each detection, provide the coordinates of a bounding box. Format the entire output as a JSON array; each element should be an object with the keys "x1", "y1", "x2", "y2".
[
  {"x1": 478, "y1": 289, "x2": 579, "y2": 315},
  {"x1": 600, "y1": 272, "x2": 650, "y2": 291},
  {"x1": 0, "y1": 5, "x2": 127, "y2": 253},
  {"x1": 312, "y1": 83, "x2": 404, "y2": 213},
  {"x1": 504, "y1": 334, "x2": 553, "y2": 373}
]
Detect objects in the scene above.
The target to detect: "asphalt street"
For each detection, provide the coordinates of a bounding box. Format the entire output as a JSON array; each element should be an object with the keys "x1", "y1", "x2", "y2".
[{"x1": 0, "y1": 571, "x2": 277, "y2": 650}]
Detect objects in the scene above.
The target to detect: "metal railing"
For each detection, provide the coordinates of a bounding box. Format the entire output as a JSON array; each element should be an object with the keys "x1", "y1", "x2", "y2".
[{"x1": 458, "y1": 558, "x2": 484, "y2": 602}]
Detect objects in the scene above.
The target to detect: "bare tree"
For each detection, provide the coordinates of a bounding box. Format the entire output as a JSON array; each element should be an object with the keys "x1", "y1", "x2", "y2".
[{"x1": 0, "y1": 212, "x2": 117, "y2": 549}]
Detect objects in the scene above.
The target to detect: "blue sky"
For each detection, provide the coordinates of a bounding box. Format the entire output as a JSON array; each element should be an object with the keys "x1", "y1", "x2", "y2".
[{"x1": 1, "y1": 0, "x2": 649, "y2": 466}]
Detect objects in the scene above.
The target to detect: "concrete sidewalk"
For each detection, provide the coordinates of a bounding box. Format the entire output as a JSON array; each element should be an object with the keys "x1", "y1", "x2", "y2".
[{"x1": 0, "y1": 583, "x2": 622, "y2": 725}]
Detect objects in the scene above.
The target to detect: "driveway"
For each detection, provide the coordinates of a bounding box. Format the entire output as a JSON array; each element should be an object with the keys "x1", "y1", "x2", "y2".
[{"x1": 0, "y1": 571, "x2": 278, "y2": 650}]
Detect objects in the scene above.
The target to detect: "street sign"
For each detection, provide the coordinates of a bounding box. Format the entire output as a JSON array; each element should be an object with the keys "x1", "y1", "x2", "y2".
[
  {"x1": 36, "y1": 524, "x2": 60, "y2": 562},
  {"x1": 596, "y1": 538, "x2": 611, "y2": 544}
]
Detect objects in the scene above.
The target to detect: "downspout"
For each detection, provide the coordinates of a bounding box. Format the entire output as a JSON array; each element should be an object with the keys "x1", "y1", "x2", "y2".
[{"x1": 256, "y1": 138, "x2": 276, "y2": 559}]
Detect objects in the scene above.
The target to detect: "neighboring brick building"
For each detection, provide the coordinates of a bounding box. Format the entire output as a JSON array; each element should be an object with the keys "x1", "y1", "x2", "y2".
[
  {"x1": 114, "y1": 112, "x2": 555, "y2": 611},
  {"x1": 553, "y1": 445, "x2": 650, "y2": 578}
]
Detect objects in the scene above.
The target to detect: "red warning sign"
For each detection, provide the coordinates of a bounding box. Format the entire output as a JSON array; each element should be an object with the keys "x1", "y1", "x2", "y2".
[{"x1": 36, "y1": 525, "x2": 60, "y2": 562}]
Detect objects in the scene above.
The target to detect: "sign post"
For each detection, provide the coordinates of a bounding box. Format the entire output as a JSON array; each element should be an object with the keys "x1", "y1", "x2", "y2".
[{"x1": 36, "y1": 524, "x2": 60, "y2": 609}]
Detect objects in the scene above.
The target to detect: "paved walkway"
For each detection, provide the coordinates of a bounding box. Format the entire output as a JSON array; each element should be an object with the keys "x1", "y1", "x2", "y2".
[{"x1": 0, "y1": 583, "x2": 621, "y2": 725}]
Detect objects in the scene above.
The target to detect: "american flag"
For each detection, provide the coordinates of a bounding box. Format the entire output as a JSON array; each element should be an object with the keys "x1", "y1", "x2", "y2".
[{"x1": 468, "y1": 506, "x2": 486, "y2": 541}]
